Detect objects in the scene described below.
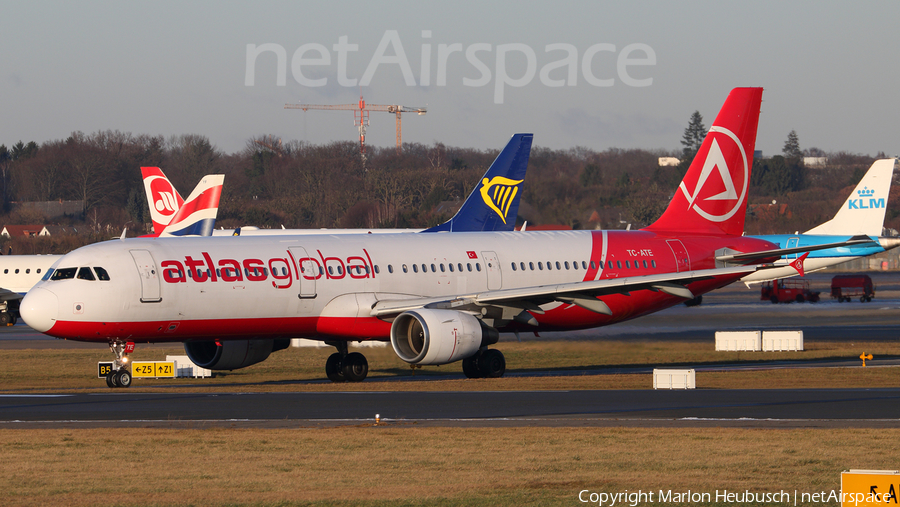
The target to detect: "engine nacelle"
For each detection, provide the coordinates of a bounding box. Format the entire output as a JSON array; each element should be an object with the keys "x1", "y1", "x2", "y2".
[
  {"x1": 390, "y1": 309, "x2": 498, "y2": 365},
  {"x1": 184, "y1": 338, "x2": 291, "y2": 370}
]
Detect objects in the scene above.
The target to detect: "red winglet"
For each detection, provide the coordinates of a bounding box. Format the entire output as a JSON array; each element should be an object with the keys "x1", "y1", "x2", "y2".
[{"x1": 789, "y1": 252, "x2": 810, "y2": 277}]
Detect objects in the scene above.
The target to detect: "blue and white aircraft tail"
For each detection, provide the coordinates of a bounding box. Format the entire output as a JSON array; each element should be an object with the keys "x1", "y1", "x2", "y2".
[
  {"x1": 805, "y1": 158, "x2": 896, "y2": 236},
  {"x1": 424, "y1": 133, "x2": 532, "y2": 232}
]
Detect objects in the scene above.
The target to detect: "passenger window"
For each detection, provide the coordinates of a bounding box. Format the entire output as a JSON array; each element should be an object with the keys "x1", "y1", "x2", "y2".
[
  {"x1": 51, "y1": 267, "x2": 77, "y2": 280},
  {"x1": 529, "y1": 262, "x2": 534, "y2": 270},
  {"x1": 14, "y1": 269, "x2": 19, "y2": 274},
  {"x1": 467, "y1": 263, "x2": 472, "y2": 272},
  {"x1": 440, "y1": 264, "x2": 445, "y2": 272},
  {"x1": 607, "y1": 260, "x2": 613, "y2": 269},
  {"x1": 616, "y1": 261, "x2": 622, "y2": 269},
  {"x1": 37, "y1": 268, "x2": 41, "y2": 274},
  {"x1": 328, "y1": 266, "x2": 334, "y2": 275},
  {"x1": 449, "y1": 264, "x2": 454, "y2": 272},
  {"x1": 625, "y1": 261, "x2": 630, "y2": 268},
  {"x1": 413, "y1": 264, "x2": 419, "y2": 273},
  {"x1": 76, "y1": 267, "x2": 95, "y2": 281},
  {"x1": 2, "y1": 269, "x2": 6, "y2": 274},
  {"x1": 431, "y1": 264, "x2": 436, "y2": 272},
  {"x1": 337, "y1": 266, "x2": 343, "y2": 275},
  {"x1": 642, "y1": 260, "x2": 648, "y2": 268},
  {"x1": 590, "y1": 261, "x2": 596, "y2": 270},
  {"x1": 546, "y1": 262, "x2": 552, "y2": 271},
  {"x1": 538, "y1": 262, "x2": 543, "y2": 270},
  {"x1": 189, "y1": 270, "x2": 194, "y2": 278},
  {"x1": 582, "y1": 261, "x2": 587, "y2": 269},
  {"x1": 511, "y1": 263, "x2": 517, "y2": 271},
  {"x1": 377, "y1": 265, "x2": 382, "y2": 274},
  {"x1": 573, "y1": 261, "x2": 578, "y2": 270},
  {"x1": 25, "y1": 269, "x2": 30, "y2": 274},
  {"x1": 565, "y1": 261, "x2": 570, "y2": 270},
  {"x1": 402, "y1": 264, "x2": 408, "y2": 273},
  {"x1": 651, "y1": 260, "x2": 657, "y2": 268},
  {"x1": 556, "y1": 261, "x2": 561, "y2": 270},
  {"x1": 457, "y1": 263, "x2": 463, "y2": 272},
  {"x1": 520, "y1": 262, "x2": 525, "y2": 271},
  {"x1": 476, "y1": 263, "x2": 481, "y2": 272}
]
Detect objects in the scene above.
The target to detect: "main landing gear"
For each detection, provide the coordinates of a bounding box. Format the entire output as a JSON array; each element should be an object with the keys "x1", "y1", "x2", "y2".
[
  {"x1": 105, "y1": 340, "x2": 133, "y2": 388},
  {"x1": 461, "y1": 348, "x2": 506, "y2": 379},
  {"x1": 324, "y1": 341, "x2": 369, "y2": 382}
]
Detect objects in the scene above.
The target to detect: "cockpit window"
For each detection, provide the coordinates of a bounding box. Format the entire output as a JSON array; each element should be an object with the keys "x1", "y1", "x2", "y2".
[
  {"x1": 76, "y1": 267, "x2": 95, "y2": 281},
  {"x1": 50, "y1": 268, "x2": 77, "y2": 280},
  {"x1": 94, "y1": 267, "x2": 110, "y2": 281}
]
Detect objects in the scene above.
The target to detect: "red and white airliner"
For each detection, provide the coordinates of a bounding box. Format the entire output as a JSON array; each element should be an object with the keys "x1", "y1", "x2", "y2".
[{"x1": 22, "y1": 88, "x2": 804, "y2": 387}]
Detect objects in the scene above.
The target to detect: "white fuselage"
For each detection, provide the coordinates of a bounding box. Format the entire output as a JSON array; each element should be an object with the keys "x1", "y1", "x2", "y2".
[{"x1": 21, "y1": 230, "x2": 775, "y2": 343}]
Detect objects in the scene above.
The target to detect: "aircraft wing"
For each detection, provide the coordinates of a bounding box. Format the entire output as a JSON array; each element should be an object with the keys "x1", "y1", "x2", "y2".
[
  {"x1": 370, "y1": 263, "x2": 770, "y2": 318},
  {"x1": 0, "y1": 288, "x2": 24, "y2": 302},
  {"x1": 715, "y1": 235, "x2": 877, "y2": 263}
]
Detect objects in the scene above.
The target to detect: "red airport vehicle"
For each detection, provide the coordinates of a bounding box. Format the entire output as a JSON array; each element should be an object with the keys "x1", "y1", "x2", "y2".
[
  {"x1": 760, "y1": 278, "x2": 821, "y2": 304},
  {"x1": 831, "y1": 274, "x2": 875, "y2": 302}
]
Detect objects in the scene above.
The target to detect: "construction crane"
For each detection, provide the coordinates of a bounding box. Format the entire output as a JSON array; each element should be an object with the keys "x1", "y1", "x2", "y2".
[{"x1": 284, "y1": 96, "x2": 426, "y2": 162}]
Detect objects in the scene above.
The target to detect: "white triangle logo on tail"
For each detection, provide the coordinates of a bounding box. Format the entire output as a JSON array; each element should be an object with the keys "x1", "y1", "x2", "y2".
[{"x1": 677, "y1": 126, "x2": 749, "y2": 223}]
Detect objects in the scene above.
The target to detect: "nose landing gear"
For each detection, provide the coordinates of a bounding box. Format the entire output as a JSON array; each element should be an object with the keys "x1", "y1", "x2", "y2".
[{"x1": 105, "y1": 340, "x2": 134, "y2": 388}]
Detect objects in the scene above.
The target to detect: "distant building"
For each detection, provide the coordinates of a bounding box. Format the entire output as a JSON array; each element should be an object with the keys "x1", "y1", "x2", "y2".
[
  {"x1": 658, "y1": 157, "x2": 680, "y2": 167},
  {"x1": 754, "y1": 150, "x2": 763, "y2": 159},
  {"x1": 1, "y1": 225, "x2": 48, "y2": 238},
  {"x1": 803, "y1": 157, "x2": 828, "y2": 167}
]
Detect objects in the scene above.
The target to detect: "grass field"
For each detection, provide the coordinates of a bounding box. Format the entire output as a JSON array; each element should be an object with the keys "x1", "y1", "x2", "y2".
[
  {"x1": 2, "y1": 427, "x2": 897, "y2": 506},
  {"x1": 1, "y1": 338, "x2": 897, "y2": 506}
]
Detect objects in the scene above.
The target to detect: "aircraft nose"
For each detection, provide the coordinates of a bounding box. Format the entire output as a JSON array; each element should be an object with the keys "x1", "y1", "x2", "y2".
[{"x1": 20, "y1": 287, "x2": 59, "y2": 333}]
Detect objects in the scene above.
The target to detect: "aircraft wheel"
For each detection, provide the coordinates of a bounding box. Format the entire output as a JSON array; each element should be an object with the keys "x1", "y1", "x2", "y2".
[
  {"x1": 866, "y1": 296, "x2": 873, "y2": 302},
  {"x1": 860, "y1": 296, "x2": 867, "y2": 303},
  {"x1": 342, "y1": 352, "x2": 368, "y2": 382},
  {"x1": 115, "y1": 369, "x2": 132, "y2": 388},
  {"x1": 478, "y1": 349, "x2": 506, "y2": 378},
  {"x1": 462, "y1": 355, "x2": 482, "y2": 379},
  {"x1": 106, "y1": 371, "x2": 118, "y2": 388},
  {"x1": 0, "y1": 312, "x2": 11, "y2": 326},
  {"x1": 325, "y1": 353, "x2": 345, "y2": 382}
]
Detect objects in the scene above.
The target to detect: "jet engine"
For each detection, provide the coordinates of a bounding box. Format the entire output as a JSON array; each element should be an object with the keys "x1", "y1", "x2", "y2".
[
  {"x1": 184, "y1": 338, "x2": 291, "y2": 370},
  {"x1": 390, "y1": 309, "x2": 498, "y2": 365}
]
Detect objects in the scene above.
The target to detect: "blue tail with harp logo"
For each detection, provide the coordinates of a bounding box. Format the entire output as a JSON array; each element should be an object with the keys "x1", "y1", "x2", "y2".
[{"x1": 424, "y1": 133, "x2": 533, "y2": 233}]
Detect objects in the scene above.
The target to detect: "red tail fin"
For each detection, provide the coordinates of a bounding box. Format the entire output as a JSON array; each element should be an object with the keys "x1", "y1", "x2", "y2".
[{"x1": 645, "y1": 87, "x2": 762, "y2": 236}]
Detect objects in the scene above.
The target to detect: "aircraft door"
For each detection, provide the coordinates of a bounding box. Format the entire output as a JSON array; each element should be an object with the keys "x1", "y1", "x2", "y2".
[
  {"x1": 786, "y1": 237, "x2": 800, "y2": 260},
  {"x1": 289, "y1": 246, "x2": 317, "y2": 298},
  {"x1": 665, "y1": 240, "x2": 691, "y2": 273},
  {"x1": 481, "y1": 251, "x2": 502, "y2": 290},
  {"x1": 129, "y1": 249, "x2": 161, "y2": 303}
]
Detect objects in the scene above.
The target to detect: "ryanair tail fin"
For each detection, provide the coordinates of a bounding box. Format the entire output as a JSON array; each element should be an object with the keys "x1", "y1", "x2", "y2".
[
  {"x1": 158, "y1": 175, "x2": 224, "y2": 237},
  {"x1": 423, "y1": 133, "x2": 532, "y2": 232},
  {"x1": 142, "y1": 167, "x2": 185, "y2": 235},
  {"x1": 804, "y1": 159, "x2": 896, "y2": 236},
  {"x1": 645, "y1": 88, "x2": 763, "y2": 237}
]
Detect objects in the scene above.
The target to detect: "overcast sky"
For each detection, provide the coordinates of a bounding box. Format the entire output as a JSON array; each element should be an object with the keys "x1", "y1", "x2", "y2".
[{"x1": 3, "y1": 1, "x2": 898, "y2": 158}]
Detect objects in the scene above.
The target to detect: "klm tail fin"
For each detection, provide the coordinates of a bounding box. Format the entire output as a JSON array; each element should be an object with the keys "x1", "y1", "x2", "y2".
[
  {"x1": 804, "y1": 159, "x2": 896, "y2": 236},
  {"x1": 423, "y1": 133, "x2": 532, "y2": 232},
  {"x1": 158, "y1": 175, "x2": 224, "y2": 237},
  {"x1": 645, "y1": 88, "x2": 763, "y2": 236},
  {"x1": 142, "y1": 167, "x2": 185, "y2": 235}
]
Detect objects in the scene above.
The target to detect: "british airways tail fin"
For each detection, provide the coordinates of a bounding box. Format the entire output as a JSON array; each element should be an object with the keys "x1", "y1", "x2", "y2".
[
  {"x1": 158, "y1": 175, "x2": 224, "y2": 237},
  {"x1": 804, "y1": 159, "x2": 896, "y2": 236},
  {"x1": 423, "y1": 133, "x2": 532, "y2": 233},
  {"x1": 645, "y1": 88, "x2": 763, "y2": 237},
  {"x1": 142, "y1": 167, "x2": 185, "y2": 235}
]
